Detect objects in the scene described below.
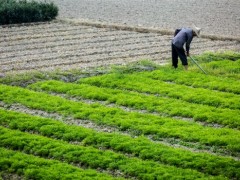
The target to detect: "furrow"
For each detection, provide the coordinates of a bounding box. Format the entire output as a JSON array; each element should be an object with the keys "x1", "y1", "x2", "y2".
[
  {"x1": 0, "y1": 25, "x2": 93, "y2": 37},
  {"x1": 0, "y1": 49, "x2": 168, "y2": 73},
  {"x1": 0, "y1": 36, "x2": 170, "y2": 61},
  {"x1": 0, "y1": 29, "x2": 127, "y2": 45},
  {"x1": 0, "y1": 43, "x2": 167, "y2": 64},
  {"x1": 0, "y1": 31, "x2": 155, "y2": 48}
]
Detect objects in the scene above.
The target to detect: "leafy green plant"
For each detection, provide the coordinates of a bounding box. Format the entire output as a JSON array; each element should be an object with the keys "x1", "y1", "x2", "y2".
[
  {"x1": 0, "y1": 108, "x2": 239, "y2": 179},
  {"x1": 0, "y1": 51, "x2": 239, "y2": 179},
  {"x1": 0, "y1": 0, "x2": 58, "y2": 25},
  {"x1": 0, "y1": 84, "x2": 239, "y2": 154},
  {"x1": 0, "y1": 127, "x2": 214, "y2": 180},
  {"x1": 78, "y1": 74, "x2": 240, "y2": 110},
  {"x1": 0, "y1": 147, "x2": 118, "y2": 180},
  {"x1": 29, "y1": 80, "x2": 240, "y2": 128}
]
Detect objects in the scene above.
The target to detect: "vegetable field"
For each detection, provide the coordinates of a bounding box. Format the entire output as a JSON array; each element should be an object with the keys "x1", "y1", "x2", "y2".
[{"x1": 0, "y1": 52, "x2": 240, "y2": 179}]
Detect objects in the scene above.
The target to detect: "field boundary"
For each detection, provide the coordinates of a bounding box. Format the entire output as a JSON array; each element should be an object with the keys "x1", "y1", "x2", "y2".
[
  {"x1": 58, "y1": 18, "x2": 240, "y2": 42},
  {"x1": 1, "y1": 18, "x2": 239, "y2": 42}
]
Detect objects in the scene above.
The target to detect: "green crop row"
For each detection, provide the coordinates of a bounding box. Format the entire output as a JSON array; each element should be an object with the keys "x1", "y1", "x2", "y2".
[
  {"x1": 0, "y1": 108, "x2": 239, "y2": 179},
  {"x1": 28, "y1": 80, "x2": 240, "y2": 129},
  {"x1": 0, "y1": 147, "x2": 118, "y2": 180},
  {"x1": 136, "y1": 67, "x2": 240, "y2": 94},
  {"x1": 0, "y1": 126, "x2": 217, "y2": 180},
  {"x1": 190, "y1": 51, "x2": 240, "y2": 79},
  {"x1": 78, "y1": 73, "x2": 240, "y2": 110},
  {"x1": 203, "y1": 60, "x2": 240, "y2": 79},
  {"x1": 0, "y1": 84, "x2": 239, "y2": 154}
]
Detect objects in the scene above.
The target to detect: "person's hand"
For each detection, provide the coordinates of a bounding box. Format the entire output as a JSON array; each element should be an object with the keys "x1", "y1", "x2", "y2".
[{"x1": 186, "y1": 52, "x2": 190, "y2": 56}]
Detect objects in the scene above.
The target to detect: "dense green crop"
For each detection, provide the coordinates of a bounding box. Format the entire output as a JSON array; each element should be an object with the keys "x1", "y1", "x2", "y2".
[
  {"x1": 0, "y1": 148, "x2": 118, "y2": 180},
  {"x1": 0, "y1": 84, "x2": 239, "y2": 154},
  {"x1": 29, "y1": 80, "x2": 240, "y2": 128},
  {"x1": 0, "y1": 108, "x2": 239, "y2": 179},
  {"x1": 0, "y1": 52, "x2": 239, "y2": 179}
]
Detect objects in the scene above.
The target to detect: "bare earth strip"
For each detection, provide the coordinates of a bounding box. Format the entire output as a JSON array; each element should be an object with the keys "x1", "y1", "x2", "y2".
[{"x1": 0, "y1": 20, "x2": 239, "y2": 75}]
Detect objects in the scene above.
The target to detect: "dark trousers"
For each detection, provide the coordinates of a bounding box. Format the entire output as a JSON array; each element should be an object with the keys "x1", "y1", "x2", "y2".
[{"x1": 172, "y1": 43, "x2": 188, "y2": 68}]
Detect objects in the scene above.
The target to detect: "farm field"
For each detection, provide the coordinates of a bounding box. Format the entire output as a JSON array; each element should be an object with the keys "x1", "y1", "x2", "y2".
[
  {"x1": 37, "y1": 0, "x2": 240, "y2": 37},
  {"x1": 0, "y1": 51, "x2": 240, "y2": 179},
  {"x1": 1, "y1": 20, "x2": 240, "y2": 75}
]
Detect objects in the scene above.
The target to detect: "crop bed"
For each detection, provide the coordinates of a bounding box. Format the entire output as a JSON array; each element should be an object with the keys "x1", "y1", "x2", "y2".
[
  {"x1": 0, "y1": 51, "x2": 240, "y2": 179},
  {"x1": 0, "y1": 20, "x2": 239, "y2": 75}
]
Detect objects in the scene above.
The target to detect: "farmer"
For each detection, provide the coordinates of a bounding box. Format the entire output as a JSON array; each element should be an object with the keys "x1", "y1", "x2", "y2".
[{"x1": 172, "y1": 25, "x2": 201, "y2": 70}]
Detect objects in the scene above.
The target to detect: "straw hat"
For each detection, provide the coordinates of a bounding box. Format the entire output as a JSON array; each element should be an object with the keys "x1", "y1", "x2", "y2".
[{"x1": 192, "y1": 24, "x2": 201, "y2": 37}]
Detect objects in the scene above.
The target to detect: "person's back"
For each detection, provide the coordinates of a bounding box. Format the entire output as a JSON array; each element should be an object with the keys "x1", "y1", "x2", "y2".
[
  {"x1": 171, "y1": 25, "x2": 201, "y2": 70},
  {"x1": 172, "y1": 28, "x2": 193, "y2": 50}
]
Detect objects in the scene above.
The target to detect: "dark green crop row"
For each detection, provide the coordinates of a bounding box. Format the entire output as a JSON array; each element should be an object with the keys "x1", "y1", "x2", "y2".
[
  {"x1": 28, "y1": 80, "x2": 240, "y2": 129},
  {"x1": 0, "y1": 147, "x2": 118, "y2": 180},
  {"x1": 78, "y1": 73, "x2": 240, "y2": 110},
  {"x1": 136, "y1": 67, "x2": 240, "y2": 94},
  {"x1": 0, "y1": 126, "x2": 216, "y2": 180},
  {"x1": 0, "y1": 84, "x2": 239, "y2": 154},
  {"x1": 0, "y1": 108, "x2": 239, "y2": 179}
]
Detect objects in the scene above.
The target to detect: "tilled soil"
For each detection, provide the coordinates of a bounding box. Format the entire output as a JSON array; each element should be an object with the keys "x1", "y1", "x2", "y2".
[
  {"x1": 1, "y1": 21, "x2": 239, "y2": 74},
  {"x1": 39, "y1": 0, "x2": 240, "y2": 37}
]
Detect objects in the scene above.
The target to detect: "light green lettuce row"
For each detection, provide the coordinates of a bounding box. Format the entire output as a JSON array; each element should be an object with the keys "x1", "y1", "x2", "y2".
[
  {"x1": 0, "y1": 84, "x2": 239, "y2": 154},
  {"x1": 29, "y1": 80, "x2": 240, "y2": 129},
  {"x1": 0, "y1": 108, "x2": 239, "y2": 179},
  {"x1": 0, "y1": 126, "x2": 218, "y2": 180}
]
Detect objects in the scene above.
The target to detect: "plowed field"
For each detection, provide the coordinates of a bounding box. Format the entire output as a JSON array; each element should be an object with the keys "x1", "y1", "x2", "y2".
[{"x1": 1, "y1": 20, "x2": 239, "y2": 75}]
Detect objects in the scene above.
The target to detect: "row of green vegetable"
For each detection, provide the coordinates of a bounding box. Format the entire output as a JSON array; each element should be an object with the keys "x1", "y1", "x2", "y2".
[
  {"x1": 136, "y1": 67, "x2": 240, "y2": 94},
  {"x1": 0, "y1": 126, "x2": 218, "y2": 180},
  {"x1": 78, "y1": 73, "x2": 240, "y2": 110},
  {"x1": 190, "y1": 51, "x2": 240, "y2": 79},
  {"x1": 28, "y1": 80, "x2": 240, "y2": 129},
  {"x1": 0, "y1": 147, "x2": 118, "y2": 180},
  {"x1": 0, "y1": 108, "x2": 239, "y2": 179},
  {"x1": 0, "y1": 84, "x2": 239, "y2": 154}
]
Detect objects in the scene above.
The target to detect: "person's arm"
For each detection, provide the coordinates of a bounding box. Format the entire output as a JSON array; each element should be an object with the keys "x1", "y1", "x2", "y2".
[{"x1": 185, "y1": 33, "x2": 193, "y2": 55}]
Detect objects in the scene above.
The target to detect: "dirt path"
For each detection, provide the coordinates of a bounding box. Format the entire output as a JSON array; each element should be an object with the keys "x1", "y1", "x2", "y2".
[{"x1": 1, "y1": 20, "x2": 239, "y2": 75}]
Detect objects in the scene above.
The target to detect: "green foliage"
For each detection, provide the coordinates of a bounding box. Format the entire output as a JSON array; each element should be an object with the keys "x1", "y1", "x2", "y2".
[
  {"x1": 194, "y1": 51, "x2": 240, "y2": 62},
  {"x1": 142, "y1": 67, "x2": 240, "y2": 94},
  {"x1": 0, "y1": 0, "x2": 58, "y2": 25},
  {"x1": 110, "y1": 59, "x2": 159, "y2": 74},
  {"x1": 0, "y1": 147, "x2": 117, "y2": 180},
  {"x1": 0, "y1": 108, "x2": 239, "y2": 179},
  {"x1": 0, "y1": 52, "x2": 239, "y2": 179},
  {"x1": 190, "y1": 51, "x2": 240, "y2": 79},
  {"x1": 29, "y1": 80, "x2": 240, "y2": 128},
  {"x1": 0, "y1": 84, "x2": 240, "y2": 154},
  {"x1": 0, "y1": 126, "x2": 214, "y2": 180}
]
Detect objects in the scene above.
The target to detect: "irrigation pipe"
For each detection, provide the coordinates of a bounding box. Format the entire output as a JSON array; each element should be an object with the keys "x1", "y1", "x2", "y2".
[{"x1": 189, "y1": 56, "x2": 207, "y2": 74}]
